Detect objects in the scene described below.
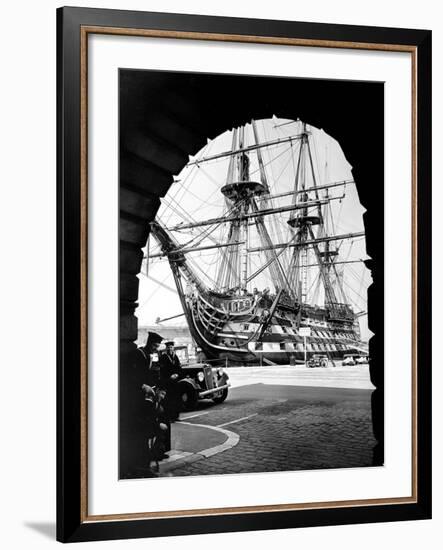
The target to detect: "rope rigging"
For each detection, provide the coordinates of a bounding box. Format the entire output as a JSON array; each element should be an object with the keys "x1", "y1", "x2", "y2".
[{"x1": 143, "y1": 118, "x2": 369, "y2": 349}]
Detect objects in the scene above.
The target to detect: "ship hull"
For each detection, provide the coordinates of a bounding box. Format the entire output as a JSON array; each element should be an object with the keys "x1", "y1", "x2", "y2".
[{"x1": 183, "y1": 289, "x2": 367, "y2": 367}]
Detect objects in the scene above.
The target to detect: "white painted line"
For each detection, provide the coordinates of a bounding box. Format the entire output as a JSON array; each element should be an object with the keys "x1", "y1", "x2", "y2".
[
  {"x1": 180, "y1": 410, "x2": 212, "y2": 420},
  {"x1": 217, "y1": 414, "x2": 258, "y2": 428}
]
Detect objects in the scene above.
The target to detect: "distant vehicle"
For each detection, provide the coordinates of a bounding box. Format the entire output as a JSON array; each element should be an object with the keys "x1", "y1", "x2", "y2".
[
  {"x1": 342, "y1": 354, "x2": 356, "y2": 366},
  {"x1": 356, "y1": 355, "x2": 369, "y2": 364},
  {"x1": 307, "y1": 354, "x2": 329, "y2": 368}
]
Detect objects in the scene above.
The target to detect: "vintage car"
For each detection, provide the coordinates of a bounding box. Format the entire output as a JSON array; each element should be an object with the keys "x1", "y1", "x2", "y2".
[
  {"x1": 356, "y1": 355, "x2": 369, "y2": 364},
  {"x1": 342, "y1": 354, "x2": 357, "y2": 366},
  {"x1": 156, "y1": 346, "x2": 230, "y2": 411},
  {"x1": 178, "y1": 363, "x2": 230, "y2": 411},
  {"x1": 307, "y1": 354, "x2": 329, "y2": 368}
]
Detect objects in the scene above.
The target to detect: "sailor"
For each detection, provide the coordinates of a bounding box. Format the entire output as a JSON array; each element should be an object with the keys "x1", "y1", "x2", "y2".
[
  {"x1": 158, "y1": 341, "x2": 183, "y2": 422},
  {"x1": 120, "y1": 331, "x2": 163, "y2": 478},
  {"x1": 135, "y1": 331, "x2": 163, "y2": 386}
]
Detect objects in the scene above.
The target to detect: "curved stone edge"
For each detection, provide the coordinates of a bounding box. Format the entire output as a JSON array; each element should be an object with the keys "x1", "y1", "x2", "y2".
[{"x1": 159, "y1": 421, "x2": 240, "y2": 475}]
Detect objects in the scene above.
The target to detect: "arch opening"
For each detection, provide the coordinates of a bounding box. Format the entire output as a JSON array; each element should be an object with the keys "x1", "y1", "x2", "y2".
[{"x1": 119, "y1": 69, "x2": 384, "y2": 466}]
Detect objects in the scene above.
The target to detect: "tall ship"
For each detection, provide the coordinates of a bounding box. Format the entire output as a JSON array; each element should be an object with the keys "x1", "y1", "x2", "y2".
[{"x1": 144, "y1": 118, "x2": 369, "y2": 366}]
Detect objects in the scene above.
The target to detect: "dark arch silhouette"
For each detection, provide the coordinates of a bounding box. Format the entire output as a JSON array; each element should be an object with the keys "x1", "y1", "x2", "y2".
[{"x1": 119, "y1": 69, "x2": 384, "y2": 465}]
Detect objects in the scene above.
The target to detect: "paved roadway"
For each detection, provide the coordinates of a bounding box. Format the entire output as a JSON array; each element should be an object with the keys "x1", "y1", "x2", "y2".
[{"x1": 159, "y1": 366, "x2": 376, "y2": 477}]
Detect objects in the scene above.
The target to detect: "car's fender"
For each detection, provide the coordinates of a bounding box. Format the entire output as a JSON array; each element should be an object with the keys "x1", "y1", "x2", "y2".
[
  {"x1": 178, "y1": 377, "x2": 200, "y2": 392},
  {"x1": 217, "y1": 371, "x2": 229, "y2": 386}
]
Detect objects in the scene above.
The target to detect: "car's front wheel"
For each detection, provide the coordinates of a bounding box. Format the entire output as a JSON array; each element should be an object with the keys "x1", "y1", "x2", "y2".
[
  {"x1": 212, "y1": 388, "x2": 228, "y2": 404},
  {"x1": 179, "y1": 385, "x2": 198, "y2": 411}
]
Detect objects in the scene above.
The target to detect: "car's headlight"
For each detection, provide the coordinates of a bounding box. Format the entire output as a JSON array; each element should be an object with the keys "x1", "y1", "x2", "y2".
[{"x1": 197, "y1": 371, "x2": 205, "y2": 382}]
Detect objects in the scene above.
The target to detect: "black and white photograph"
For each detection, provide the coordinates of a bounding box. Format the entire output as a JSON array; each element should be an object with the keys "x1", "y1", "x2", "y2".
[
  {"x1": 0, "y1": 0, "x2": 435, "y2": 546},
  {"x1": 119, "y1": 69, "x2": 384, "y2": 480}
]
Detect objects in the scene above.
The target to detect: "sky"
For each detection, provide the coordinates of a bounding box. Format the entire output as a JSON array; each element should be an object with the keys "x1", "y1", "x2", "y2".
[{"x1": 135, "y1": 117, "x2": 372, "y2": 341}]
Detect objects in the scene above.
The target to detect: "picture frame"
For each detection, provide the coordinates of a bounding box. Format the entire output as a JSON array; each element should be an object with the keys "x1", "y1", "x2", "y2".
[{"x1": 57, "y1": 6, "x2": 432, "y2": 543}]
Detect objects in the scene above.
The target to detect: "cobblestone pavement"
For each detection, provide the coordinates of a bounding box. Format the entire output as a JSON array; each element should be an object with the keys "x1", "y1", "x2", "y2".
[{"x1": 168, "y1": 383, "x2": 376, "y2": 477}]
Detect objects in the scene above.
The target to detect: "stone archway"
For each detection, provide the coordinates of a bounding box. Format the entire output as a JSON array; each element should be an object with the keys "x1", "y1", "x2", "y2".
[{"x1": 119, "y1": 69, "x2": 384, "y2": 464}]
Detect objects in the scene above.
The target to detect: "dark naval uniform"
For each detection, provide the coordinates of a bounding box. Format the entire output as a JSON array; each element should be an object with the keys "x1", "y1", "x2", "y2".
[
  {"x1": 158, "y1": 351, "x2": 183, "y2": 422},
  {"x1": 159, "y1": 351, "x2": 182, "y2": 386},
  {"x1": 119, "y1": 333, "x2": 163, "y2": 478}
]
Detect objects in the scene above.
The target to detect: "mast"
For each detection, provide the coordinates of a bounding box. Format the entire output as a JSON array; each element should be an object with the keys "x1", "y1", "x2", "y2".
[
  {"x1": 216, "y1": 126, "x2": 256, "y2": 293},
  {"x1": 284, "y1": 121, "x2": 355, "y2": 317},
  {"x1": 218, "y1": 121, "x2": 293, "y2": 295},
  {"x1": 238, "y1": 126, "x2": 249, "y2": 292},
  {"x1": 216, "y1": 123, "x2": 280, "y2": 295},
  {"x1": 250, "y1": 120, "x2": 292, "y2": 294},
  {"x1": 287, "y1": 122, "x2": 318, "y2": 302},
  {"x1": 216, "y1": 128, "x2": 240, "y2": 291}
]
